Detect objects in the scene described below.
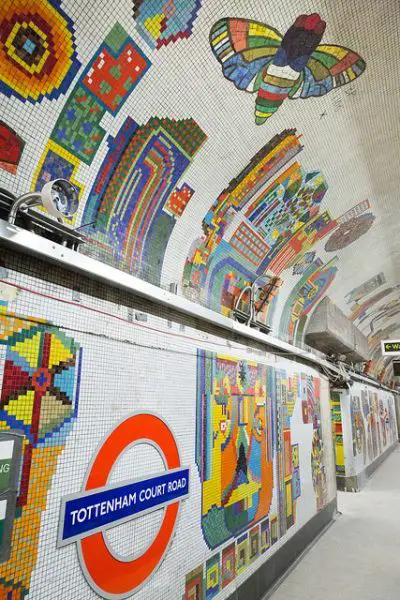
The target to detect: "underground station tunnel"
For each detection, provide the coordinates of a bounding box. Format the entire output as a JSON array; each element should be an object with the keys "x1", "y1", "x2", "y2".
[{"x1": 0, "y1": 1, "x2": 399, "y2": 599}]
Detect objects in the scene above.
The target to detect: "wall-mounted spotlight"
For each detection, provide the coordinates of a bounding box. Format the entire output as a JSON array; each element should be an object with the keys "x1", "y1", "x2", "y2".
[{"x1": 8, "y1": 179, "x2": 78, "y2": 225}]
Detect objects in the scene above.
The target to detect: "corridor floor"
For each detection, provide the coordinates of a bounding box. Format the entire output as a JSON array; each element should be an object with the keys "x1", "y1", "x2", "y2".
[{"x1": 268, "y1": 445, "x2": 400, "y2": 600}]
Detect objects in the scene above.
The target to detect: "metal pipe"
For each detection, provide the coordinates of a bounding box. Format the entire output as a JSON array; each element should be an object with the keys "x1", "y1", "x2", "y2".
[
  {"x1": 234, "y1": 285, "x2": 252, "y2": 325},
  {"x1": 8, "y1": 193, "x2": 42, "y2": 225},
  {"x1": 250, "y1": 274, "x2": 271, "y2": 323}
]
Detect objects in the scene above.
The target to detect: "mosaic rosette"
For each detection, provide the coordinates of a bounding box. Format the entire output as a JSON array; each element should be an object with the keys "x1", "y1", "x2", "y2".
[
  {"x1": 0, "y1": 0, "x2": 80, "y2": 103},
  {"x1": 0, "y1": 312, "x2": 80, "y2": 447},
  {"x1": 0, "y1": 304, "x2": 82, "y2": 596}
]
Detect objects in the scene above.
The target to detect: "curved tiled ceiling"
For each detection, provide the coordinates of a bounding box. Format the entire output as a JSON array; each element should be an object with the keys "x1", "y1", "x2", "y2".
[{"x1": 0, "y1": 0, "x2": 399, "y2": 377}]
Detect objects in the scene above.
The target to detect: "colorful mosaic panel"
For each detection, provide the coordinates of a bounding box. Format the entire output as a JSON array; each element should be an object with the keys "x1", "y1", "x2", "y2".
[
  {"x1": 292, "y1": 251, "x2": 316, "y2": 276},
  {"x1": 196, "y1": 352, "x2": 274, "y2": 548},
  {"x1": 205, "y1": 554, "x2": 220, "y2": 600},
  {"x1": 51, "y1": 86, "x2": 106, "y2": 164},
  {"x1": 266, "y1": 209, "x2": 333, "y2": 276},
  {"x1": 210, "y1": 14, "x2": 366, "y2": 124},
  {"x1": 230, "y1": 222, "x2": 271, "y2": 267},
  {"x1": 185, "y1": 565, "x2": 204, "y2": 600},
  {"x1": 50, "y1": 24, "x2": 150, "y2": 165},
  {"x1": 368, "y1": 392, "x2": 383, "y2": 459},
  {"x1": 0, "y1": 302, "x2": 82, "y2": 597},
  {"x1": 350, "y1": 288, "x2": 397, "y2": 325},
  {"x1": 0, "y1": 0, "x2": 80, "y2": 103},
  {"x1": 249, "y1": 526, "x2": 260, "y2": 563},
  {"x1": 183, "y1": 129, "x2": 302, "y2": 298},
  {"x1": 331, "y1": 391, "x2": 344, "y2": 476},
  {"x1": 32, "y1": 23, "x2": 151, "y2": 204},
  {"x1": 133, "y1": 0, "x2": 202, "y2": 49},
  {"x1": 0, "y1": 122, "x2": 24, "y2": 175},
  {"x1": 221, "y1": 544, "x2": 235, "y2": 589},
  {"x1": 270, "y1": 515, "x2": 278, "y2": 544},
  {"x1": 350, "y1": 395, "x2": 367, "y2": 464},
  {"x1": 82, "y1": 36, "x2": 150, "y2": 114},
  {"x1": 236, "y1": 533, "x2": 249, "y2": 575},
  {"x1": 164, "y1": 184, "x2": 194, "y2": 218},
  {"x1": 81, "y1": 116, "x2": 206, "y2": 285},
  {"x1": 196, "y1": 352, "x2": 306, "y2": 549},
  {"x1": 279, "y1": 257, "x2": 339, "y2": 344},
  {"x1": 301, "y1": 376, "x2": 327, "y2": 511},
  {"x1": 260, "y1": 518, "x2": 270, "y2": 553},
  {"x1": 292, "y1": 468, "x2": 301, "y2": 499},
  {"x1": 345, "y1": 273, "x2": 386, "y2": 306},
  {"x1": 183, "y1": 130, "x2": 303, "y2": 326}
]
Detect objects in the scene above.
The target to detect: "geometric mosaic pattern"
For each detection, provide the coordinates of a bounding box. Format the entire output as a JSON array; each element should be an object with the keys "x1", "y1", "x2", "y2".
[
  {"x1": 32, "y1": 22, "x2": 151, "y2": 211},
  {"x1": 0, "y1": 302, "x2": 82, "y2": 598},
  {"x1": 51, "y1": 24, "x2": 151, "y2": 164},
  {"x1": 190, "y1": 354, "x2": 327, "y2": 593},
  {"x1": 205, "y1": 554, "x2": 220, "y2": 599},
  {"x1": 0, "y1": 121, "x2": 24, "y2": 175},
  {"x1": 279, "y1": 257, "x2": 339, "y2": 344},
  {"x1": 301, "y1": 375, "x2": 327, "y2": 511},
  {"x1": 81, "y1": 116, "x2": 207, "y2": 285},
  {"x1": 333, "y1": 386, "x2": 398, "y2": 483},
  {"x1": 196, "y1": 352, "x2": 305, "y2": 549},
  {"x1": 330, "y1": 391, "x2": 345, "y2": 476},
  {"x1": 345, "y1": 273, "x2": 386, "y2": 306},
  {"x1": 133, "y1": 0, "x2": 202, "y2": 49},
  {"x1": 0, "y1": 0, "x2": 80, "y2": 103},
  {"x1": 52, "y1": 85, "x2": 107, "y2": 164},
  {"x1": 325, "y1": 212, "x2": 376, "y2": 252},
  {"x1": 183, "y1": 122, "x2": 376, "y2": 346},
  {"x1": 182, "y1": 129, "x2": 304, "y2": 325}
]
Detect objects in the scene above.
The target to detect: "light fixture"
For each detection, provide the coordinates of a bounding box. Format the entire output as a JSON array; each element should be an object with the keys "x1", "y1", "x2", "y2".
[{"x1": 8, "y1": 179, "x2": 79, "y2": 225}]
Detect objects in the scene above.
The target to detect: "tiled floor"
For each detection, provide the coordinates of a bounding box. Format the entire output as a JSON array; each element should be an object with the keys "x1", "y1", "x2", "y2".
[{"x1": 268, "y1": 445, "x2": 400, "y2": 600}]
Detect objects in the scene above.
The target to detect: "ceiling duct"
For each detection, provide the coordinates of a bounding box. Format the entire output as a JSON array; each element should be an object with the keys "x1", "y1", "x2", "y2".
[{"x1": 305, "y1": 297, "x2": 369, "y2": 362}]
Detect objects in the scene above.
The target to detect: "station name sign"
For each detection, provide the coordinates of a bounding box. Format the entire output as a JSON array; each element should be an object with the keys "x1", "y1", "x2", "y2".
[
  {"x1": 57, "y1": 413, "x2": 189, "y2": 599},
  {"x1": 381, "y1": 340, "x2": 400, "y2": 356},
  {"x1": 59, "y1": 467, "x2": 189, "y2": 546}
]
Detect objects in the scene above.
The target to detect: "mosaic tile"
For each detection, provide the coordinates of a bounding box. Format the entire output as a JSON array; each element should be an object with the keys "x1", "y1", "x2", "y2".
[
  {"x1": 210, "y1": 13, "x2": 366, "y2": 123},
  {"x1": 0, "y1": 303, "x2": 82, "y2": 596},
  {"x1": 0, "y1": 122, "x2": 24, "y2": 175},
  {"x1": 133, "y1": 0, "x2": 202, "y2": 49},
  {"x1": 0, "y1": 0, "x2": 80, "y2": 103},
  {"x1": 81, "y1": 116, "x2": 206, "y2": 285}
]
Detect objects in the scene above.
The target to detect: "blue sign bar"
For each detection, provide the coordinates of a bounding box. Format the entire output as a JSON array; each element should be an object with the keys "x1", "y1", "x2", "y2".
[{"x1": 60, "y1": 468, "x2": 189, "y2": 544}]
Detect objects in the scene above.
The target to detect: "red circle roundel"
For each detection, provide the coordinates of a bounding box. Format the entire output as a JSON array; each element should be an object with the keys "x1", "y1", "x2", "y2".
[{"x1": 59, "y1": 413, "x2": 188, "y2": 599}]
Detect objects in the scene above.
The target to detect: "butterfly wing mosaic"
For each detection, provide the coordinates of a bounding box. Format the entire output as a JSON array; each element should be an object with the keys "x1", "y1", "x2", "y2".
[{"x1": 210, "y1": 13, "x2": 366, "y2": 124}]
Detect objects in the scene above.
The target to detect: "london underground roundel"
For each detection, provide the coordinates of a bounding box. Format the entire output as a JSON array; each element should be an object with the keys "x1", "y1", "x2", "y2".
[{"x1": 58, "y1": 413, "x2": 190, "y2": 598}]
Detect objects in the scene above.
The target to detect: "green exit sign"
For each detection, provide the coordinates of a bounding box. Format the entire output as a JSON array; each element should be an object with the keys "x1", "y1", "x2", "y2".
[{"x1": 382, "y1": 340, "x2": 400, "y2": 355}]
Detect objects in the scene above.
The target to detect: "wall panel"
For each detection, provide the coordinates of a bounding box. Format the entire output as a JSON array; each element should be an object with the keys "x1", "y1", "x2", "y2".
[{"x1": 0, "y1": 253, "x2": 335, "y2": 599}]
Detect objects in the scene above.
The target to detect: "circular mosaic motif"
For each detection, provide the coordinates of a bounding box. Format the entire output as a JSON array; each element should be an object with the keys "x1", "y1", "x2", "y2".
[
  {"x1": 0, "y1": 0, "x2": 80, "y2": 103},
  {"x1": 324, "y1": 213, "x2": 375, "y2": 252}
]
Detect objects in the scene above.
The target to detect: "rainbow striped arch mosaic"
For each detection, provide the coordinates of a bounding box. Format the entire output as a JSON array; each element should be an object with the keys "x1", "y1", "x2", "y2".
[
  {"x1": 0, "y1": 0, "x2": 80, "y2": 103},
  {"x1": 82, "y1": 116, "x2": 207, "y2": 285}
]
